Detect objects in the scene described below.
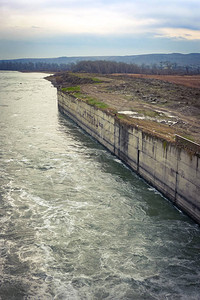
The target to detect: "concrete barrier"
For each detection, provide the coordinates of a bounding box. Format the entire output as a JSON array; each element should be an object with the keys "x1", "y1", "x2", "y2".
[{"x1": 58, "y1": 90, "x2": 200, "y2": 224}]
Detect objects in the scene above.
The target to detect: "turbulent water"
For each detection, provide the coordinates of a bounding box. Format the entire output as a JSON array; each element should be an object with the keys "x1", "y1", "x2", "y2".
[{"x1": 0, "y1": 71, "x2": 200, "y2": 300}]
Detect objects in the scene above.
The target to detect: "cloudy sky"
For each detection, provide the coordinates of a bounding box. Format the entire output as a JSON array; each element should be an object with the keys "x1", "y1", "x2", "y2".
[{"x1": 0, "y1": 0, "x2": 200, "y2": 59}]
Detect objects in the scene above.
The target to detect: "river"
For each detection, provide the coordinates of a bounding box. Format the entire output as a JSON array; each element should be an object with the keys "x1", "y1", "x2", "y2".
[{"x1": 0, "y1": 71, "x2": 200, "y2": 300}]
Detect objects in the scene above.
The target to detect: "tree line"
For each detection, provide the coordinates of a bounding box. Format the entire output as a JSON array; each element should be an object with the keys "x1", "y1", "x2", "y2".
[
  {"x1": 0, "y1": 61, "x2": 72, "y2": 72},
  {"x1": 71, "y1": 60, "x2": 200, "y2": 75},
  {"x1": 0, "y1": 59, "x2": 199, "y2": 75}
]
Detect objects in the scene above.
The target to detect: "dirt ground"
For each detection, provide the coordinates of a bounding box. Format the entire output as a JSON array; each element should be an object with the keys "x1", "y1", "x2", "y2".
[
  {"x1": 48, "y1": 73, "x2": 200, "y2": 144},
  {"x1": 113, "y1": 74, "x2": 200, "y2": 89}
]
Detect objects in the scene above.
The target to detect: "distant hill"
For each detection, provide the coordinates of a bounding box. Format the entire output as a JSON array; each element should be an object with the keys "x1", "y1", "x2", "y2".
[
  {"x1": 120, "y1": 53, "x2": 200, "y2": 66},
  {"x1": 0, "y1": 53, "x2": 199, "y2": 74},
  {"x1": 1, "y1": 53, "x2": 200, "y2": 66}
]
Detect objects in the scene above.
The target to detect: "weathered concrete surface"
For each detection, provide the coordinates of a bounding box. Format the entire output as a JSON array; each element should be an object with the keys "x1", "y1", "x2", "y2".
[{"x1": 58, "y1": 90, "x2": 200, "y2": 224}]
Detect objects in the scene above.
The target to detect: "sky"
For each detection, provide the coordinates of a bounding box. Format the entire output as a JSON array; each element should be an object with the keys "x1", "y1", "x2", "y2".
[{"x1": 0, "y1": 0, "x2": 200, "y2": 59}]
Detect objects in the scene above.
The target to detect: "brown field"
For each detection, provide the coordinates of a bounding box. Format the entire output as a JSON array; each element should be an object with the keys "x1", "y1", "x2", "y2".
[{"x1": 116, "y1": 74, "x2": 200, "y2": 89}]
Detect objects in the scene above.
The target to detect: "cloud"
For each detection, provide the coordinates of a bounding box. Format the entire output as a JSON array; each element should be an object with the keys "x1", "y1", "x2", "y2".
[
  {"x1": 0, "y1": 1, "x2": 159, "y2": 38},
  {"x1": 0, "y1": 0, "x2": 200, "y2": 58},
  {"x1": 156, "y1": 28, "x2": 200, "y2": 40}
]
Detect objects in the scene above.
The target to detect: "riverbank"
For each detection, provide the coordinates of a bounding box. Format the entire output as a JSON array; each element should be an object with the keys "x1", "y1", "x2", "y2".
[
  {"x1": 47, "y1": 72, "x2": 200, "y2": 224},
  {"x1": 47, "y1": 72, "x2": 200, "y2": 144}
]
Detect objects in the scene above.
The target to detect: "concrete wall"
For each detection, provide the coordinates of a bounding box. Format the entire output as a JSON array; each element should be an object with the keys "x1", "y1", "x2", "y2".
[{"x1": 58, "y1": 90, "x2": 200, "y2": 224}]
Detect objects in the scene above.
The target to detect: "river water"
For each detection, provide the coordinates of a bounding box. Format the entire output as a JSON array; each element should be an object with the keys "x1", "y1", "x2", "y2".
[{"x1": 0, "y1": 71, "x2": 200, "y2": 300}]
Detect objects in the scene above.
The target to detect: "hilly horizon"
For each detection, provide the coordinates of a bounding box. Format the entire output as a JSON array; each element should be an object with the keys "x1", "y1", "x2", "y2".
[{"x1": 1, "y1": 53, "x2": 200, "y2": 67}]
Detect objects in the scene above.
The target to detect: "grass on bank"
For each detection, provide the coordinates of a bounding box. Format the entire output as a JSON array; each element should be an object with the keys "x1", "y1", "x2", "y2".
[
  {"x1": 90, "y1": 77, "x2": 102, "y2": 83},
  {"x1": 62, "y1": 86, "x2": 109, "y2": 110},
  {"x1": 70, "y1": 73, "x2": 103, "y2": 83},
  {"x1": 62, "y1": 86, "x2": 81, "y2": 93},
  {"x1": 86, "y1": 97, "x2": 109, "y2": 109}
]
